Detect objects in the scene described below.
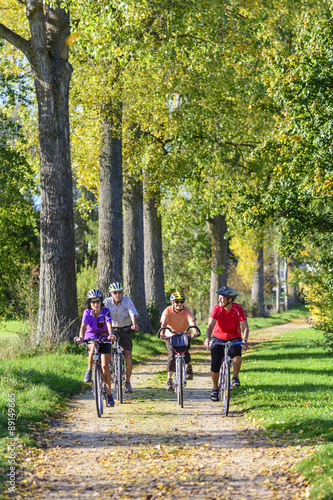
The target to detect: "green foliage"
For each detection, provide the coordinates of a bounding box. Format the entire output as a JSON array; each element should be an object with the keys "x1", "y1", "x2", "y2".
[
  {"x1": 76, "y1": 263, "x2": 97, "y2": 318},
  {"x1": 235, "y1": 327, "x2": 333, "y2": 499},
  {"x1": 146, "y1": 300, "x2": 161, "y2": 334},
  {"x1": 162, "y1": 195, "x2": 211, "y2": 320}
]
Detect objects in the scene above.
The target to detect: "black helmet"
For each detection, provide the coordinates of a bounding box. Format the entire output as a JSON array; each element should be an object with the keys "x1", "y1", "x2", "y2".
[{"x1": 217, "y1": 286, "x2": 238, "y2": 300}]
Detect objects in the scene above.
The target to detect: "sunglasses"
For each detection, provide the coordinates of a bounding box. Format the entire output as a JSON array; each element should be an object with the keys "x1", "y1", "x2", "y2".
[
  {"x1": 112, "y1": 291, "x2": 123, "y2": 295},
  {"x1": 91, "y1": 299, "x2": 101, "y2": 304},
  {"x1": 174, "y1": 300, "x2": 184, "y2": 304}
]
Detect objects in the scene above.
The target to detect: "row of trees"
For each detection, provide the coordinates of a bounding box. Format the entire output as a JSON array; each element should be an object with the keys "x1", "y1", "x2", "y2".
[{"x1": 0, "y1": 1, "x2": 332, "y2": 346}]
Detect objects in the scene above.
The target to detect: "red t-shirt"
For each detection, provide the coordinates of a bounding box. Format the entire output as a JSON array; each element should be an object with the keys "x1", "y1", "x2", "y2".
[{"x1": 210, "y1": 303, "x2": 247, "y2": 340}]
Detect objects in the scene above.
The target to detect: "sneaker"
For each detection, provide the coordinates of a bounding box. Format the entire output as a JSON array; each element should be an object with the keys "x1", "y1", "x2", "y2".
[
  {"x1": 83, "y1": 370, "x2": 92, "y2": 383},
  {"x1": 210, "y1": 388, "x2": 219, "y2": 402},
  {"x1": 232, "y1": 377, "x2": 240, "y2": 387},
  {"x1": 106, "y1": 394, "x2": 115, "y2": 407},
  {"x1": 125, "y1": 381, "x2": 133, "y2": 394},
  {"x1": 186, "y1": 364, "x2": 193, "y2": 380},
  {"x1": 166, "y1": 379, "x2": 174, "y2": 392}
]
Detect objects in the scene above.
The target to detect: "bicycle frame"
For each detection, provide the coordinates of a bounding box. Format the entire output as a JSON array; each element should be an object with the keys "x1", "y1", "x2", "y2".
[
  {"x1": 210, "y1": 340, "x2": 243, "y2": 417},
  {"x1": 111, "y1": 331, "x2": 126, "y2": 403},
  {"x1": 81, "y1": 339, "x2": 112, "y2": 418},
  {"x1": 158, "y1": 325, "x2": 201, "y2": 408}
]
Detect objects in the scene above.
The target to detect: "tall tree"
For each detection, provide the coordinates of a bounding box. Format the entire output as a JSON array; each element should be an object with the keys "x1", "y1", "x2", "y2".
[
  {"x1": 123, "y1": 175, "x2": 152, "y2": 332},
  {"x1": 251, "y1": 244, "x2": 265, "y2": 317},
  {"x1": 0, "y1": 1, "x2": 78, "y2": 341},
  {"x1": 97, "y1": 104, "x2": 123, "y2": 294},
  {"x1": 207, "y1": 214, "x2": 228, "y2": 311},
  {"x1": 143, "y1": 176, "x2": 166, "y2": 315}
]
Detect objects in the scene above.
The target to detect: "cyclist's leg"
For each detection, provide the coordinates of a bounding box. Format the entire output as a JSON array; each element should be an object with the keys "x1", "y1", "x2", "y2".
[
  {"x1": 119, "y1": 332, "x2": 133, "y2": 383},
  {"x1": 166, "y1": 339, "x2": 175, "y2": 379},
  {"x1": 123, "y1": 350, "x2": 132, "y2": 382},
  {"x1": 230, "y1": 340, "x2": 242, "y2": 383},
  {"x1": 101, "y1": 353, "x2": 112, "y2": 395},
  {"x1": 211, "y1": 343, "x2": 224, "y2": 389}
]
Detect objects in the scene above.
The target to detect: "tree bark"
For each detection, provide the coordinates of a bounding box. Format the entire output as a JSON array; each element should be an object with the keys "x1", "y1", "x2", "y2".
[
  {"x1": 0, "y1": 1, "x2": 78, "y2": 342},
  {"x1": 283, "y1": 258, "x2": 289, "y2": 311},
  {"x1": 123, "y1": 176, "x2": 152, "y2": 332},
  {"x1": 207, "y1": 214, "x2": 228, "y2": 312},
  {"x1": 143, "y1": 176, "x2": 166, "y2": 316},
  {"x1": 275, "y1": 252, "x2": 281, "y2": 314},
  {"x1": 97, "y1": 104, "x2": 123, "y2": 295},
  {"x1": 251, "y1": 244, "x2": 265, "y2": 317}
]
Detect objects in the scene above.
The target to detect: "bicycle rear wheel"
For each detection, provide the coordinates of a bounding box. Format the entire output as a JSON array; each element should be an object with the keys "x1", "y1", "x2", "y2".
[
  {"x1": 115, "y1": 354, "x2": 123, "y2": 403},
  {"x1": 176, "y1": 357, "x2": 184, "y2": 408},
  {"x1": 93, "y1": 364, "x2": 103, "y2": 418},
  {"x1": 221, "y1": 361, "x2": 230, "y2": 416}
]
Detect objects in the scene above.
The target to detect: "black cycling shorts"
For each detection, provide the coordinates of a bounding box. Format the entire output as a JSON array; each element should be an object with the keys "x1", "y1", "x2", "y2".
[
  {"x1": 210, "y1": 337, "x2": 242, "y2": 373},
  {"x1": 86, "y1": 340, "x2": 111, "y2": 355}
]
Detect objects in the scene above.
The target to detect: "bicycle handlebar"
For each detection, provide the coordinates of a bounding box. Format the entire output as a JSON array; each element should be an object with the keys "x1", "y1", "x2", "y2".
[
  {"x1": 157, "y1": 325, "x2": 201, "y2": 339},
  {"x1": 209, "y1": 340, "x2": 244, "y2": 349},
  {"x1": 74, "y1": 337, "x2": 112, "y2": 345}
]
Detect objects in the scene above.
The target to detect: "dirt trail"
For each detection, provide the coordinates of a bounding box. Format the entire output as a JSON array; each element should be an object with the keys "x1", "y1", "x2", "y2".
[{"x1": 10, "y1": 322, "x2": 312, "y2": 500}]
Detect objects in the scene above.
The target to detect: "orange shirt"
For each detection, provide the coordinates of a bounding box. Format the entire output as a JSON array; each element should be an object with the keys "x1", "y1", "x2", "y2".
[{"x1": 160, "y1": 305, "x2": 195, "y2": 333}]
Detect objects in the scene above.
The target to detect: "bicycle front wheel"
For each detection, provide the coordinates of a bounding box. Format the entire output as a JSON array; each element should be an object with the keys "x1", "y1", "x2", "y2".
[
  {"x1": 176, "y1": 357, "x2": 184, "y2": 408},
  {"x1": 115, "y1": 354, "x2": 123, "y2": 403},
  {"x1": 93, "y1": 364, "x2": 103, "y2": 418},
  {"x1": 221, "y1": 361, "x2": 230, "y2": 417}
]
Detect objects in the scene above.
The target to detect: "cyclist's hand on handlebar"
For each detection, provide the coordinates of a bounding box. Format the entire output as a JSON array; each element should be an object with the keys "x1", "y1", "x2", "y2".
[
  {"x1": 203, "y1": 338, "x2": 210, "y2": 349},
  {"x1": 242, "y1": 339, "x2": 248, "y2": 351},
  {"x1": 74, "y1": 336, "x2": 83, "y2": 345},
  {"x1": 131, "y1": 325, "x2": 140, "y2": 332},
  {"x1": 107, "y1": 334, "x2": 116, "y2": 341}
]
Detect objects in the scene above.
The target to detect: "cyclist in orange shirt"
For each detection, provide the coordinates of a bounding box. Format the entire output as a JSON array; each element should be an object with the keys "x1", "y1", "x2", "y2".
[{"x1": 160, "y1": 291, "x2": 199, "y2": 391}]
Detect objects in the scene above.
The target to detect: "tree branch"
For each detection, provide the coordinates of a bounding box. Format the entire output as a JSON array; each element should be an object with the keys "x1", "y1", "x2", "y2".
[{"x1": 0, "y1": 23, "x2": 30, "y2": 55}]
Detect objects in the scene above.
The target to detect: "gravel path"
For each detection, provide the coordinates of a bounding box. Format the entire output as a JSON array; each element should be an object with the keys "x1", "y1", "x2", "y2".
[{"x1": 9, "y1": 322, "x2": 312, "y2": 500}]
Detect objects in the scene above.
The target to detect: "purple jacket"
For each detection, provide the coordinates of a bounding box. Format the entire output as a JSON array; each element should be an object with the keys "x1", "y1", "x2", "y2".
[{"x1": 82, "y1": 307, "x2": 112, "y2": 340}]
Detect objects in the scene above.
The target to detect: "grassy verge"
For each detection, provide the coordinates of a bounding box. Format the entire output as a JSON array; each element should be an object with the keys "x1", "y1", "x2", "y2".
[{"x1": 235, "y1": 327, "x2": 333, "y2": 500}]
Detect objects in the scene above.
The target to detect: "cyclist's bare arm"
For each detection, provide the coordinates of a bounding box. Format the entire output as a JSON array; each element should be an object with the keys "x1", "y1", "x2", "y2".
[
  {"x1": 187, "y1": 321, "x2": 199, "y2": 338},
  {"x1": 204, "y1": 317, "x2": 216, "y2": 348},
  {"x1": 106, "y1": 321, "x2": 116, "y2": 341},
  {"x1": 240, "y1": 320, "x2": 249, "y2": 350},
  {"x1": 130, "y1": 313, "x2": 139, "y2": 331},
  {"x1": 159, "y1": 321, "x2": 174, "y2": 339},
  {"x1": 75, "y1": 322, "x2": 87, "y2": 344}
]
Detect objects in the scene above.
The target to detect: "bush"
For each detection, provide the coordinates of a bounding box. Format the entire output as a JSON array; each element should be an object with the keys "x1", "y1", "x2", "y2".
[{"x1": 76, "y1": 263, "x2": 97, "y2": 317}]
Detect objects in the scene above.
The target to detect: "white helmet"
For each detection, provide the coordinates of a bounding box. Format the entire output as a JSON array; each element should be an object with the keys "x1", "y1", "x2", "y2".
[{"x1": 87, "y1": 289, "x2": 103, "y2": 300}]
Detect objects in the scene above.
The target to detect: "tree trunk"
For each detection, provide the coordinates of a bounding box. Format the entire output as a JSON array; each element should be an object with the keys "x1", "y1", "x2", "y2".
[
  {"x1": 275, "y1": 252, "x2": 281, "y2": 314},
  {"x1": 0, "y1": 2, "x2": 78, "y2": 342},
  {"x1": 207, "y1": 214, "x2": 228, "y2": 312},
  {"x1": 288, "y1": 258, "x2": 301, "y2": 306},
  {"x1": 97, "y1": 104, "x2": 123, "y2": 295},
  {"x1": 143, "y1": 176, "x2": 166, "y2": 316},
  {"x1": 283, "y1": 258, "x2": 289, "y2": 311},
  {"x1": 123, "y1": 176, "x2": 152, "y2": 332},
  {"x1": 251, "y1": 245, "x2": 265, "y2": 317}
]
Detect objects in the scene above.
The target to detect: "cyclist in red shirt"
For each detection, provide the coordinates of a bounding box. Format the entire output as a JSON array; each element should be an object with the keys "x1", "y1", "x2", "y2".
[{"x1": 204, "y1": 286, "x2": 249, "y2": 401}]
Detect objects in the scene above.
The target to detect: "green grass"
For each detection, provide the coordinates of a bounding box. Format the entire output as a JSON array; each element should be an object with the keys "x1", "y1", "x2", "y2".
[
  {"x1": 0, "y1": 319, "x2": 23, "y2": 345},
  {"x1": 235, "y1": 327, "x2": 333, "y2": 500},
  {"x1": 247, "y1": 304, "x2": 309, "y2": 330}
]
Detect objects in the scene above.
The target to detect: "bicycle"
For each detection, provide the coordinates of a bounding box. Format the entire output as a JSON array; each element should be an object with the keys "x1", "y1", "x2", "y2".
[
  {"x1": 209, "y1": 339, "x2": 244, "y2": 416},
  {"x1": 78, "y1": 338, "x2": 112, "y2": 418},
  {"x1": 158, "y1": 325, "x2": 201, "y2": 408},
  {"x1": 110, "y1": 328, "x2": 128, "y2": 403}
]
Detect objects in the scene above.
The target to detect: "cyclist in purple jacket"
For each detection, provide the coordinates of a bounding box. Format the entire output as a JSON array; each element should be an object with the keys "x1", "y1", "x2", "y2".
[{"x1": 75, "y1": 289, "x2": 115, "y2": 407}]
